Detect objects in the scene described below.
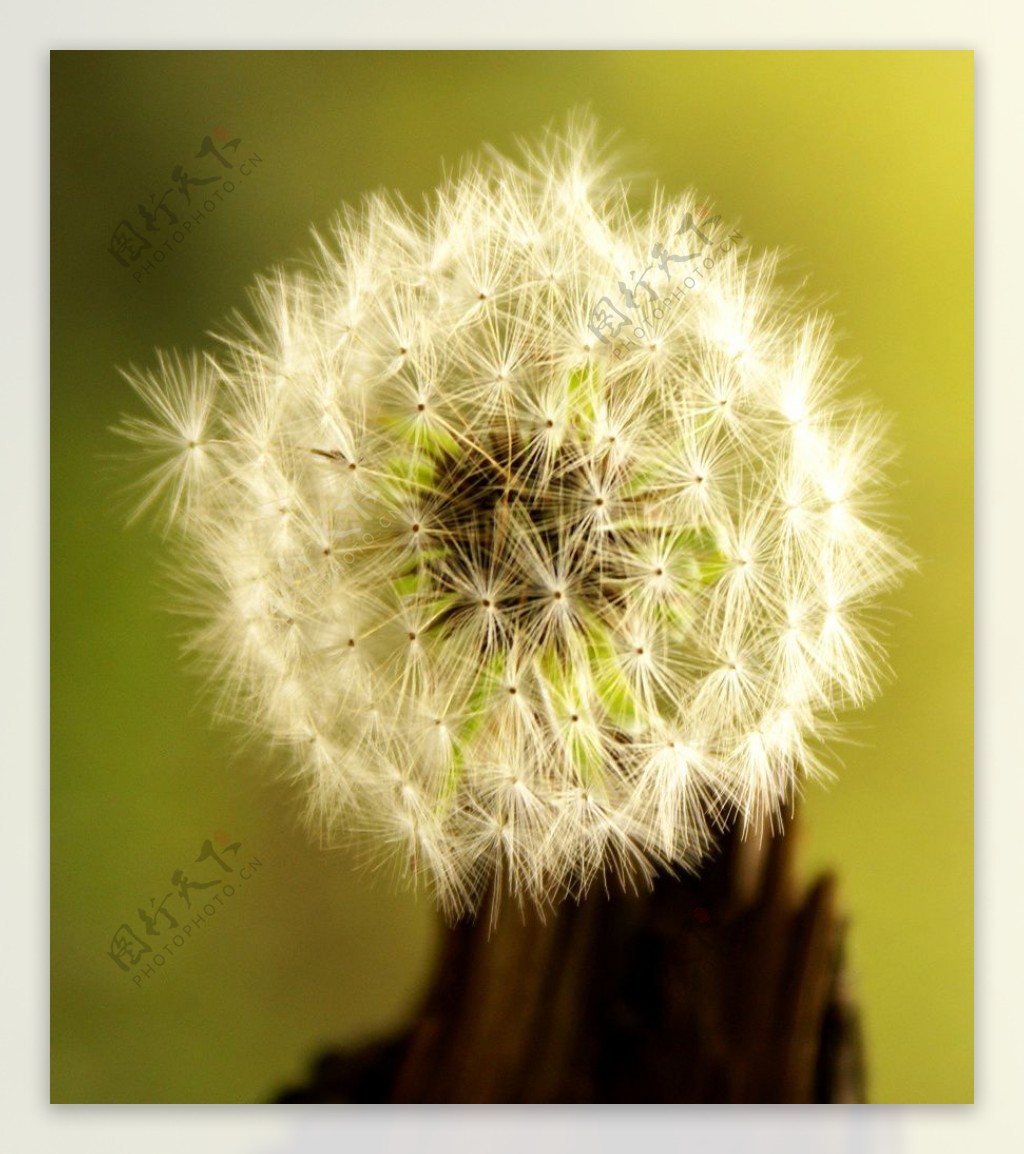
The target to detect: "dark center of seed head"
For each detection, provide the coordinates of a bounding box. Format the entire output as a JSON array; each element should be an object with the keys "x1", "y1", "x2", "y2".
[{"x1": 415, "y1": 436, "x2": 629, "y2": 640}]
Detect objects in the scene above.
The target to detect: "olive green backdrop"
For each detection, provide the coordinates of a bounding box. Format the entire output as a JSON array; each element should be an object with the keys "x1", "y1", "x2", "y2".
[{"x1": 50, "y1": 50, "x2": 973, "y2": 1104}]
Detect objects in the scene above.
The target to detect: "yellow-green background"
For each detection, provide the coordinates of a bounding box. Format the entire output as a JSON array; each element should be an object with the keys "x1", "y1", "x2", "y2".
[{"x1": 51, "y1": 50, "x2": 973, "y2": 1104}]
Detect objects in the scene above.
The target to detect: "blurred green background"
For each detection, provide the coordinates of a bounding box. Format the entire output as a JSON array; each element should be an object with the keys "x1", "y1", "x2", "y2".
[{"x1": 51, "y1": 50, "x2": 972, "y2": 1104}]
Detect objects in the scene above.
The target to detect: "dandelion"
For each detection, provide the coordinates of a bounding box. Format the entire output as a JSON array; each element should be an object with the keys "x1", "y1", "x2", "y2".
[{"x1": 115, "y1": 118, "x2": 910, "y2": 918}]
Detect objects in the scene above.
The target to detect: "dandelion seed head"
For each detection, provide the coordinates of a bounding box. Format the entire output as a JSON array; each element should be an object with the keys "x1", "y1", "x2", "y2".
[{"x1": 117, "y1": 118, "x2": 911, "y2": 917}]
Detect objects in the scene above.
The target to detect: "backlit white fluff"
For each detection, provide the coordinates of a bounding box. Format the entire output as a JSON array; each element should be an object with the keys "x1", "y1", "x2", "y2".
[{"x1": 116, "y1": 120, "x2": 910, "y2": 917}]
